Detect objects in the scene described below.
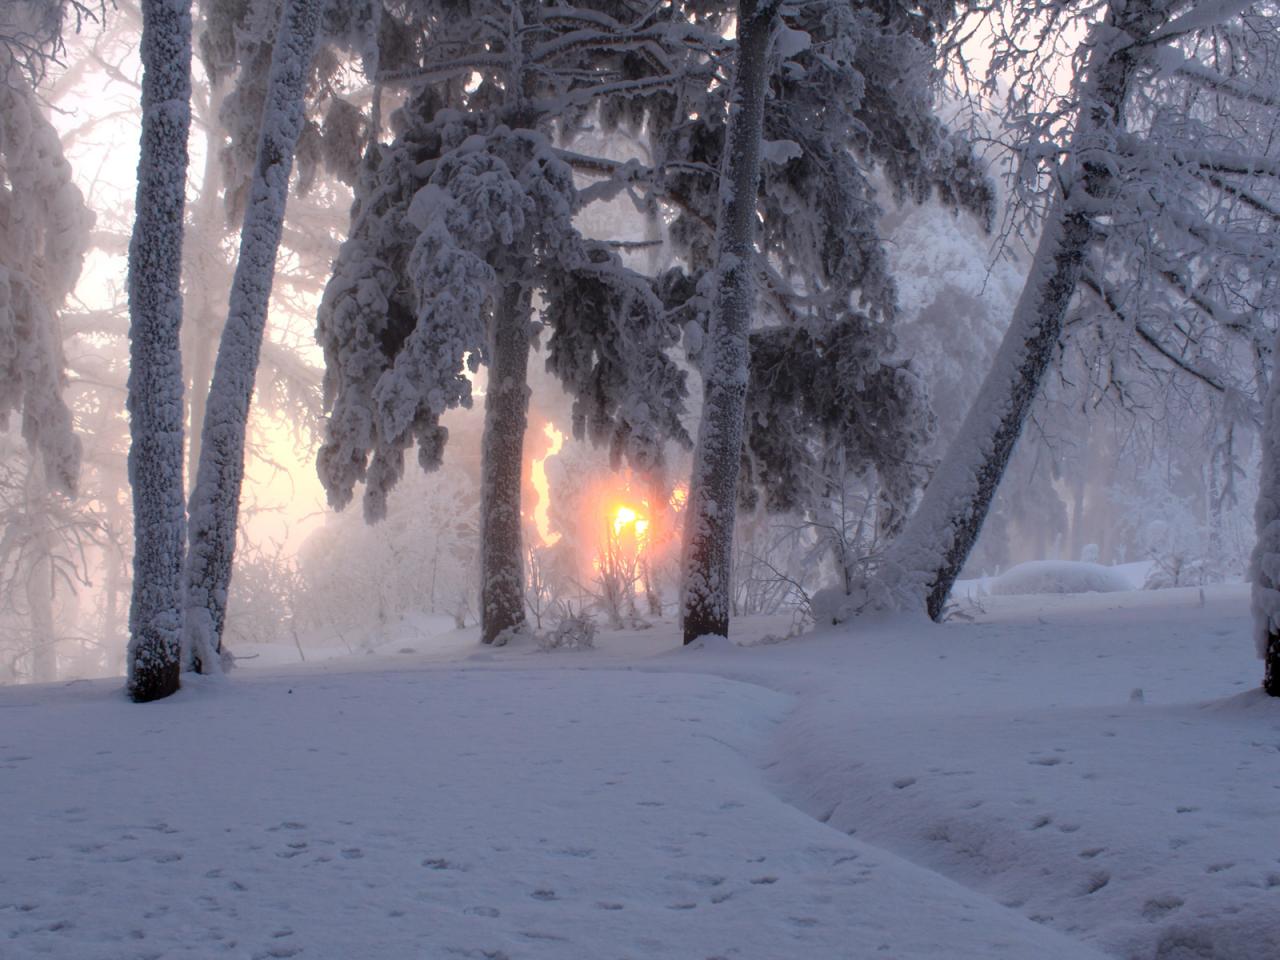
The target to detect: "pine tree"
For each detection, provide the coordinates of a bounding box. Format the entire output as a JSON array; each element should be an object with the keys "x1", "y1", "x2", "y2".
[
  {"x1": 316, "y1": 2, "x2": 694, "y2": 645},
  {"x1": 671, "y1": 0, "x2": 992, "y2": 641},
  {"x1": 680, "y1": 0, "x2": 781, "y2": 644}
]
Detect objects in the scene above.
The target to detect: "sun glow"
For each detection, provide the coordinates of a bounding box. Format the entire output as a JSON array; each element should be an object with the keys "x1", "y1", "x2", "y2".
[
  {"x1": 531, "y1": 422, "x2": 565, "y2": 546},
  {"x1": 612, "y1": 504, "x2": 649, "y2": 542}
]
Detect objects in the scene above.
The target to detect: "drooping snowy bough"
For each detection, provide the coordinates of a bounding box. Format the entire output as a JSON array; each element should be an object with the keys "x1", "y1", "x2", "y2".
[
  {"x1": 0, "y1": 43, "x2": 94, "y2": 687},
  {"x1": 0, "y1": 76, "x2": 89, "y2": 497}
]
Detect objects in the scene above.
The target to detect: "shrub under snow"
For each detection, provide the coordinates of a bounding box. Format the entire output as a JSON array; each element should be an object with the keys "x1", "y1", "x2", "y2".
[{"x1": 988, "y1": 561, "x2": 1133, "y2": 597}]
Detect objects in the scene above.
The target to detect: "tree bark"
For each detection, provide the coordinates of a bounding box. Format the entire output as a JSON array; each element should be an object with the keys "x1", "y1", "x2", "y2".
[
  {"x1": 872, "y1": 0, "x2": 1160, "y2": 622},
  {"x1": 182, "y1": 0, "x2": 324, "y2": 673},
  {"x1": 680, "y1": 0, "x2": 779, "y2": 645},
  {"x1": 480, "y1": 284, "x2": 532, "y2": 645},
  {"x1": 126, "y1": 0, "x2": 193, "y2": 703}
]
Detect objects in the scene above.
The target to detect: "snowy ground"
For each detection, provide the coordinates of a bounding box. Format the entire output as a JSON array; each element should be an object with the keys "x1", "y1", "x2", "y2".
[{"x1": 3, "y1": 584, "x2": 1277, "y2": 959}]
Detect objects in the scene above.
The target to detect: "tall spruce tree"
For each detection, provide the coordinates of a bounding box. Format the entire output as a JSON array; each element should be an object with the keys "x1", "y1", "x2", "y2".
[
  {"x1": 316, "y1": 2, "x2": 694, "y2": 645},
  {"x1": 666, "y1": 0, "x2": 992, "y2": 642}
]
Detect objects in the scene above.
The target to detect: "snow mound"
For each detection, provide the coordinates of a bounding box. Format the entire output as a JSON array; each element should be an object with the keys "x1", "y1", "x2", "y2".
[{"x1": 989, "y1": 560, "x2": 1133, "y2": 597}]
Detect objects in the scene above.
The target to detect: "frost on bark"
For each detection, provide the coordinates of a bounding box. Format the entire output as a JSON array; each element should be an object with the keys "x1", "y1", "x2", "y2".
[
  {"x1": 870, "y1": 0, "x2": 1161, "y2": 623},
  {"x1": 480, "y1": 284, "x2": 531, "y2": 646},
  {"x1": 680, "y1": 0, "x2": 780, "y2": 645},
  {"x1": 126, "y1": 0, "x2": 194, "y2": 703},
  {"x1": 182, "y1": 0, "x2": 324, "y2": 674}
]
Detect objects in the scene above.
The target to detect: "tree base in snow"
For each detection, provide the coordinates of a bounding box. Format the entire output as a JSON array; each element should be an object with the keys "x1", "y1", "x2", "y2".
[
  {"x1": 682, "y1": 600, "x2": 727, "y2": 646},
  {"x1": 128, "y1": 657, "x2": 179, "y2": 703}
]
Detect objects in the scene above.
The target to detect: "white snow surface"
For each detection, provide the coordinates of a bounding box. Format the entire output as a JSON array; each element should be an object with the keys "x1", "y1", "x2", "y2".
[{"x1": 4, "y1": 585, "x2": 1278, "y2": 959}]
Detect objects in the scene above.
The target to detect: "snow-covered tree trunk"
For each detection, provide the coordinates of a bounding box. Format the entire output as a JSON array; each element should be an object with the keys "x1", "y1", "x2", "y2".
[
  {"x1": 870, "y1": 1, "x2": 1158, "y2": 623},
  {"x1": 680, "y1": 0, "x2": 779, "y2": 645},
  {"x1": 126, "y1": 0, "x2": 194, "y2": 703},
  {"x1": 182, "y1": 0, "x2": 324, "y2": 673},
  {"x1": 1251, "y1": 333, "x2": 1280, "y2": 695},
  {"x1": 480, "y1": 284, "x2": 532, "y2": 646}
]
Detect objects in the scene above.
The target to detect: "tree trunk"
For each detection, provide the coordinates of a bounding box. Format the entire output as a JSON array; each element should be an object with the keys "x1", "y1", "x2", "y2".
[
  {"x1": 1251, "y1": 296, "x2": 1280, "y2": 696},
  {"x1": 25, "y1": 475, "x2": 57, "y2": 684},
  {"x1": 102, "y1": 524, "x2": 124, "y2": 675},
  {"x1": 181, "y1": 0, "x2": 324, "y2": 673},
  {"x1": 680, "y1": 0, "x2": 779, "y2": 645},
  {"x1": 643, "y1": 462, "x2": 667, "y2": 616},
  {"x1": 126, "y1": 0, "x2": 194, "y2": 703},
  {"x1": 480, "y1": 284, "x2": 532, "y2": 645},
  {"x1": 871, "y1": 0, "x2": 1159, "y2": 622}
]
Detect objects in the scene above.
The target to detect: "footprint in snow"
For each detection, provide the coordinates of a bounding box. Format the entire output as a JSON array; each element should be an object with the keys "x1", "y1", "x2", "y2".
[
  {"x1": 1141, "y1": 895, "x2": 1184, "y2": 920},
  {"x1": 666, "y1": 873, "x2": 725, "y2": 888},
  {"x1": 553, "y1": 847, "x2": 594, "y2": 859},
  {"x1": 1079, "y1": 871, "x2": 1110, "y2": 895}
]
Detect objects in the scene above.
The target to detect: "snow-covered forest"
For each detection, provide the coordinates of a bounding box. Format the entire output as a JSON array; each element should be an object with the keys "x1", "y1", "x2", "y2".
[{"x1": 3, "y1": 1, "x2": 1280, "y2": 957}]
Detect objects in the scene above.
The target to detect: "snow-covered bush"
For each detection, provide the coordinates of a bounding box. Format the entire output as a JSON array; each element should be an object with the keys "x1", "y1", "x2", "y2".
[
  {"x1": 988, "y1": 561, "x2": 1132, "y2": 597},
  {"x1": 538, "y1": 610, "x2": 596, "y2": 653}
]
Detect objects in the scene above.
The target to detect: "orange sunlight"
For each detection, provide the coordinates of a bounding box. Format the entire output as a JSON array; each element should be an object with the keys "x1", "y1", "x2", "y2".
[{"x1": 531, "y1": 422, "x2": 565, "y2": 546}]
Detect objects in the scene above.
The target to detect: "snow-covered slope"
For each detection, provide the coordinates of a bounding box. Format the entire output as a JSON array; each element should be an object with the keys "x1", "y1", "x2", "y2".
[{"x1": 3, "y1": 584, "x2": 1275, "y2": 959}]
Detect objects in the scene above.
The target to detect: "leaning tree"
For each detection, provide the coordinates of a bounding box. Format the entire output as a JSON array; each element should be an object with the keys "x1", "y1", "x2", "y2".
[{"x1": 862, "y1": 0, "x2": 1280, "y2": 639}]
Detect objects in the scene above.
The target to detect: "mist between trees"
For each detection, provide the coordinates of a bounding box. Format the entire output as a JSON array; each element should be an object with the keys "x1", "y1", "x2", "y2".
[{"x1": 1, "y1": 0, "x2": 1278, "y2": 695}]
